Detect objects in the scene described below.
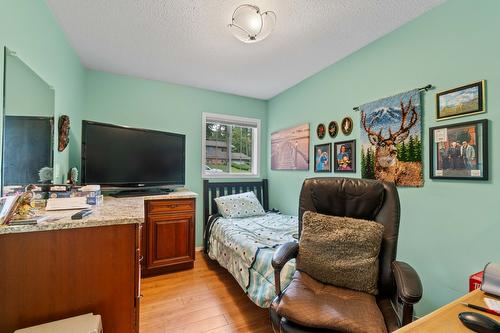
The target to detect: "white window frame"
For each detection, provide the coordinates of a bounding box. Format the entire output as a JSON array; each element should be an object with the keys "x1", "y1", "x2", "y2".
[{"x1": 202, "y1": 112, "x2": 261, "y2": 179}]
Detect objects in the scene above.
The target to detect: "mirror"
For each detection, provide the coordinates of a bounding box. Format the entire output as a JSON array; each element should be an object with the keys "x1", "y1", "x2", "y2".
[{"x1": 2, "y1": 47, "x2": 55, "y2": 195}]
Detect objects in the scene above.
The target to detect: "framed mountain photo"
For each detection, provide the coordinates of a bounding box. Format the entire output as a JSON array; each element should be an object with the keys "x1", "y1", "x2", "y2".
[{"x1": 436, "y1": 81, "x2": 485, "y2": 120}]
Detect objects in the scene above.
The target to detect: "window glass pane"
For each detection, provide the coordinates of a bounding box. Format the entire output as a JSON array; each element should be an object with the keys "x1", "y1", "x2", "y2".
[
  {"x1": 230, "y1": 125, "x2": 252, "y2": 174},
  {"x1": 204, "y1": 120, "x2": 255, "y2": 176},
  {"x1": 205, "y1": 122, "x2": 229, "y2": 173}
]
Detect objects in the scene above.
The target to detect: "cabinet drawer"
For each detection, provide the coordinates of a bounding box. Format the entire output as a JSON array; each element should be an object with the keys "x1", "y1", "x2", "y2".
[{"x1": 147, "y1": 199, "x2": 194, "y2": 214}]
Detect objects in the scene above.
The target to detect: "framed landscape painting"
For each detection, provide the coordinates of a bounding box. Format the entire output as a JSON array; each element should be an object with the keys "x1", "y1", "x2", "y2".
[
  {"x1": 271, "y1": 123, "x2": 310, "y2": 170},
  {"x1": 429, "y1": 119, "x2": 488, "y2": 180},
  {"x1": 436, "y1": 80, "x2": 485, "y2": 120}
]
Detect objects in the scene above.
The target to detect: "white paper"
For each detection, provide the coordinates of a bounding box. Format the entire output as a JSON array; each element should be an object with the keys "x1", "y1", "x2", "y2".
[
  {"x1": 45, "y1": 197, "x2": 90, "y2": 211},
  {"x1": 434, "y1": 129, "x2": 447, "y2": 143},
  {"x1": 485, "y1": 297, "x2": 500, "y2": 312},
  {"x1": 471, "y1": 169, "x2": 481, "y2": 177}
]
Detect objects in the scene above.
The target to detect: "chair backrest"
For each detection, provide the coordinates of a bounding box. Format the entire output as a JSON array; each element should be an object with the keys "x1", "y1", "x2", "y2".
[{"x1": 298, "y1": 177, "x2": 400, "y2": 296}]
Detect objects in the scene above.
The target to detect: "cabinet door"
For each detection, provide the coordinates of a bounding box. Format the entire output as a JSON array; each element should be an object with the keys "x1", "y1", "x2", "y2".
[{"x1": 147, "y1": 212, "x2": 194, "y2": 268}]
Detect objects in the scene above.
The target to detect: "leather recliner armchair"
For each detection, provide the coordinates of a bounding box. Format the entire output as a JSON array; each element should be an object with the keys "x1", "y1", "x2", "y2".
[{"x1": 270, "y1": 177, "x2": 423, "y2": 332}]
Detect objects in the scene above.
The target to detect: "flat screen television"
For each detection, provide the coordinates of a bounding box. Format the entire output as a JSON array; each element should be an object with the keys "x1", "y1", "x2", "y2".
[{"x1": 81, "y1": 121, "x2": 185, "y2": 191}]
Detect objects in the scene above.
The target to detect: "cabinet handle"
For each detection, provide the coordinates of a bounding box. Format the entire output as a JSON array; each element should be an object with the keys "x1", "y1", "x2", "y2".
[
  {"x1": 167, "y1": 204, "x2": 179, "y2": 208},
  {"x1": 139, "y1": 255, "x2": 144, "y2": 262}
]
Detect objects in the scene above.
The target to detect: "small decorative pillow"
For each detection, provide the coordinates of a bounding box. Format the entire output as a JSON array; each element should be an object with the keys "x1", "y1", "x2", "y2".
[
  {"x1": 296, "y1": 211, "x2": 384, "y2": 295},
  {"x1": 214, "y1": 191, "x2": 265, "y2": 218}
]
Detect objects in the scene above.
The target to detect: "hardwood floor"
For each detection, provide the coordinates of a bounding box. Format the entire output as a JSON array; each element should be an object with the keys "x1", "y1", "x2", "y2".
[{"x1": 140, "y1": 251, "x2": 274, "y2": 333}]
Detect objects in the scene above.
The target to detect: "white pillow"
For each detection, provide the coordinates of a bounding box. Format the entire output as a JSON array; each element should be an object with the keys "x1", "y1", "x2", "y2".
[{"x1": 214, "y1": 191, "x2": 266, "y2": 218}]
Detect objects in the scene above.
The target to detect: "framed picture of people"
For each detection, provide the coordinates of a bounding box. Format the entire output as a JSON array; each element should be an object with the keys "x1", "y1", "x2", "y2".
[
  {"x1": 429, "y1": 119, "x2": 488, "y2": 180},
  {"x1": 314, "y1": 143, "x2": 331, "y2": 172},
  {"x1": 334, "y1": 140, "x2": 356, "y2": 172}
]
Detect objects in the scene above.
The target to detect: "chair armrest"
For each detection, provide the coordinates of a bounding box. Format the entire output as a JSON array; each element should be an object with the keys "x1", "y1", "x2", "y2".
[
  {"x1": 272, "y1": 242, "x2": 299, "y2": 296},
  {"x1": 392, "y1": 261, "x2": 423, "y2": 304},
  {"x1": 272, "y1": 242, "x2": 299, "y2": 270}
]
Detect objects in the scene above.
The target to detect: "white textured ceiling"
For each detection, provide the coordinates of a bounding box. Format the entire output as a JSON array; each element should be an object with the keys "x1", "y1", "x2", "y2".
[{"x1": 45, "y1": 0, "x2": 444, "y2": 100}]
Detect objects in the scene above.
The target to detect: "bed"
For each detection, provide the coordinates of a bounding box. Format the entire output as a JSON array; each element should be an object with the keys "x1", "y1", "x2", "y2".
[{"x1": 203, "y1": 179, "x2": 298, "y2": 308}]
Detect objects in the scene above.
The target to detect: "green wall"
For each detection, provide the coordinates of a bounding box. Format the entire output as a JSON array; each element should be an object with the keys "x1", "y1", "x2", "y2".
[
  {"x1": 267, "y1": 0, "x2": 499, "y2": 315},
  {"x1": 0, "y1": 0, "x2": 268, "y2": 248},
  {"x1": 4, "y1": 51, "x2": 54, "y2": 118},
  {"x1": 84, "y1": 70, "x2": 268, "y2": 246},
  {"x1": 3, "y1": 0, "x2": 498, "y2": 316},
  {"x1": 0, "y1": 0, "x2": 85, "y2": 183}
]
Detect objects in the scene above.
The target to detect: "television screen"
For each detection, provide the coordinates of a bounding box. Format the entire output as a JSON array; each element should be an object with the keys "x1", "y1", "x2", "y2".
[{"x1": 81, "y1": 121, "x2": 185, "y2": 186}]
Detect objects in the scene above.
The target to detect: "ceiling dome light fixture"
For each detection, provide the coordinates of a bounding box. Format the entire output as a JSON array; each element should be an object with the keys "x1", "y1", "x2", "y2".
[{"x1": 228, "y1": 4, "x2": 276, "y2": 43}]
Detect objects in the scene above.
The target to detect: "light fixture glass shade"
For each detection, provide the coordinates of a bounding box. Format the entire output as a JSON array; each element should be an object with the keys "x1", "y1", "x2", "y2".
[
  {"x1": 258, "y1": 11, "x2": 276, "y2": 41},
  {"x1": 228, "y1": 4, "x2": 276, "y2": 43}
]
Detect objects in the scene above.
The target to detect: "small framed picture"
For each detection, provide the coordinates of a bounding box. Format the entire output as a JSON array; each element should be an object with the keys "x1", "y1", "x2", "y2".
[
  {"x1": 0, "y1": 195, "x2": 21, "y2": 225},
  {"x1": 328, "y1": 121, "x2": 338, "y2": 138},
  {"x1": 429, "y1": 119, "x2": 488, "y2": 180},
  {"x1": 341, "y1": 117, "x2": 353, "y2": 135},
  {"x1": 436, "y1": 80, "x2": 485, "y2": 120},
  {"x1": 334, "y1": 140, "x2": 356, "y2": 172},
  {"x1": 316, "y1": 123, "x2": 326, "y2": 139},
  {"x1": 314, "y1": 143, "x2": 331, "y2": 172}
]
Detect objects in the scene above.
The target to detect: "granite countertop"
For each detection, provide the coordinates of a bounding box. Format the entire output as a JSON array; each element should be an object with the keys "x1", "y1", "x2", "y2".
[{"x1": 0, "y1": 190, "x2": 198, "y2": 235}]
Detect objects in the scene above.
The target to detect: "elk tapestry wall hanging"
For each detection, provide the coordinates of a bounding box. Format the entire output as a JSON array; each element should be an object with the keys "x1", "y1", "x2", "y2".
[{"x1": 360, "y1": 89, "x2": 423, "y2": 187}]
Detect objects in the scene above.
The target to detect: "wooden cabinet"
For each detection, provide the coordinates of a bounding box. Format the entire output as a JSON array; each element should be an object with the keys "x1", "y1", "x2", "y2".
[
  {"x1": 0, "y1": 224, "x2": 141, "y2": 333},
  {"x1": 142, "y1": 198, "x2": 195, "y2": 276}
]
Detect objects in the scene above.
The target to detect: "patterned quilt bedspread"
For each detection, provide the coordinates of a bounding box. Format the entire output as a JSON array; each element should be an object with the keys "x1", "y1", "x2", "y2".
[{"x1": 207, "y1": 213, "x2": 298, "y2": 307}]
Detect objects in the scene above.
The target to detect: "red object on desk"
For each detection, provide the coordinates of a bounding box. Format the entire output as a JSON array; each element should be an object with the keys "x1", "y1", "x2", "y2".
[{"x1": 469, "y1": 271, "x2": 483, "y2": 292}]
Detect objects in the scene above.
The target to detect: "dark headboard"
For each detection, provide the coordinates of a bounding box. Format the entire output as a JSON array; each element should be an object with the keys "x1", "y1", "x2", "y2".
[{"x1": 203, "y1": 179, "x2": 269, "y2": 226}]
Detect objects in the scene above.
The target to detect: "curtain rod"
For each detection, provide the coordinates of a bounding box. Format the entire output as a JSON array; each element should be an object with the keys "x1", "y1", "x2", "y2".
[{"x1": 352, "y1": 84, "x2": 433, "y2": 111}]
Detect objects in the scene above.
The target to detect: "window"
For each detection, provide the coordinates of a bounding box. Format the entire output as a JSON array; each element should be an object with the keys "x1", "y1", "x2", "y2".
[{"x1": 202, "y1": 113, "x2": 260, "y2": 178}]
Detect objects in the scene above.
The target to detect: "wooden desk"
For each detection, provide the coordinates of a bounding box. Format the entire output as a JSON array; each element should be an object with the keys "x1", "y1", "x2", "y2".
[
  {"x1": 0, "y1": 223, "x2": 140, "y2": 333},
  {"x1": 396, "y1": 289, "x2": 500, "y2": 332}
]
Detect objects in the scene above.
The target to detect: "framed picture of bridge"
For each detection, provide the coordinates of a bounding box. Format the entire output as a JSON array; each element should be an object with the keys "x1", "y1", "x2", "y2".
[
  {"x1": 271, "y1": 123, "x2": 310, "y2": 170},
  {"x1": 359, "y1": 89, "x2": 423, "y2": 187},
  {"x1": 429, "y1": 119, "x2": 488, "y2": 180},
  {"x1": 436, "y1": 80, "x2": 485, "y2": 121}
]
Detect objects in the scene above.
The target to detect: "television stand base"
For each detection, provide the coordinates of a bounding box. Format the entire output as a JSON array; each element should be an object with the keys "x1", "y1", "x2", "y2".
[{"x1": 110, "y1": 188, "x2": 174, "y2": 198}]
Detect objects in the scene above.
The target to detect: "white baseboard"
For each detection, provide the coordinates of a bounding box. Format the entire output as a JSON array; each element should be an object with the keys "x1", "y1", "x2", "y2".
[{"x1": 195, "y1": 246, "x2": 204, "y2": 252}]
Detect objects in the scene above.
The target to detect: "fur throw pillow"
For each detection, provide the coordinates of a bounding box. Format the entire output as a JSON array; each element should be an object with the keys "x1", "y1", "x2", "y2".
[{"x1": 296, "y1": 211, "x2": 384, "y2": 295}]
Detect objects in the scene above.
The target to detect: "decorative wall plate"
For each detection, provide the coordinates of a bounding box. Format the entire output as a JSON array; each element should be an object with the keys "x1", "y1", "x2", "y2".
[
  {"x1": 328, "y1": 121, "x2": 338, "y2": 138},
  {"x1": 58, "y1": 115, "x2": 70, "y2": 152},
  {"x1": 341, "y1": 117, "x2": 353, "y2": 135},
  {"x1": 316, "y1": 123, "x2": 326, "y2": 139}
]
